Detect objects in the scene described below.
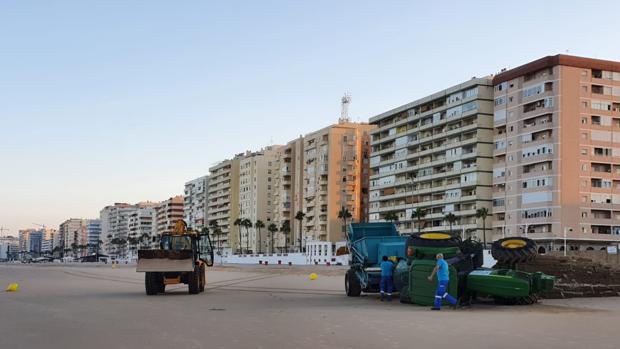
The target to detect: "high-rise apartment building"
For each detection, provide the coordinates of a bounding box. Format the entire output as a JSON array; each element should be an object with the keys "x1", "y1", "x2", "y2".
[
  {"x1": 272, "y1": 137, "x2": 305, "y2": 251},
  {"x1": 184, "y1": 175, "x2": 209, "y2": 230},
  {"x1": 155, "y1": 196, "x2": 184, "y2": 235},
  {"x1": 368, "y1": 78, "x2": 494, "y2": 241},
  {"x1": 127, "y1": 207, "x2": 156, "y2": 247},
  {"x1": 237, "y1": 146, "x2": 282, "y2": 253},
  {"x1": 299, "y1": 122, "x2": 375, "y2": 245},
  {"x1": 58, "y1": 218, "x2": 86, "y2": 256},
  {"x1": 207, "y1": 158, "x2": 240, "y2": 252},
  {"x1": 101, "y1": 202, "x2": 157, "y2": 256},
  {"x1": 492, "y1": 54, "x2": 620, "y2": 251},
  {"x1": 85, "y1": 219, "x2": 101, "y2": 253}
]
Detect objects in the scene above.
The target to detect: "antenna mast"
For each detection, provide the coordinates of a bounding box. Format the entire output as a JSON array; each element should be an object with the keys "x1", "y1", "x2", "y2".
[{"x1": 339, "y1": 93, "x2": 351, "y2": 123}]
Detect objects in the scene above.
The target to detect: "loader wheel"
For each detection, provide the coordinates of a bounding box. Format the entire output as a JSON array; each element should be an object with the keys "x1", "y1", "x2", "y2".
[
  {"x1": 199, "y1": 264, "x2": 206, "y2": 292},
  {"x1": 491, "y1": 237, "x2": 537, "y2": 265},
  {"x1": 145, "y1": 272, "x2": 161, "y2": 295},
  {"x1": 516, "y1": 295, "x2": 539, "y2": 305},
  {"x1": 408, "y1": 233, "x2": 461, "y2": 248},
  {"x1": 493, "y1": 297, "x2": 518, "y2": 305},
  {"x1": 188, "y1": 268, "x2": 200, "y2": 295},
  {"x1": 345, "y1": 269, "x2": 361, "y2": 297}
]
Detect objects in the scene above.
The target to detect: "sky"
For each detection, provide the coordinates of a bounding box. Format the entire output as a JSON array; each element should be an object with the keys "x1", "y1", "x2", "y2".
[{"x1": 1, "y1": 0, "x2": 620, "y2": 236}]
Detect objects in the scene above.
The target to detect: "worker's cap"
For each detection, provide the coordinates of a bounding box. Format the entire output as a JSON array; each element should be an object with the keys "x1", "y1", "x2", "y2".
[{"x1": 436, "y1": 253, "x2": 444, "y2": 258}]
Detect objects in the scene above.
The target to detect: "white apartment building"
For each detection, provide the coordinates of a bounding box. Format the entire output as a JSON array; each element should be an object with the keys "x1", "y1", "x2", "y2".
[
  {"x1": 238, "y1": 146, "x2": 282, "y2": 254},
  {"x1": 368, "y1": 77, "x2": 494, "y2": 241},
  {"x1": 207, "y1": 158, "x2": 240, "y2": 253},
  {"x1": 184, "y1": 175, "x2": 209, "y2": 230}
]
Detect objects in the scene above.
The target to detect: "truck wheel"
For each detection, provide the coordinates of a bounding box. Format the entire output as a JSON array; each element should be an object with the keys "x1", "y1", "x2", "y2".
[
  {"x1": 399, "y1": 286, "x2": 411, "y2": 304},
  {"x1": 199, "y1": 264, "x2": 206, "y2": 292},
  {"x1": 345, "y1": 269, "x2": 361, "y2": 297},
  {"x1": 491, "y1": 237, "x2": 537, "y2": 265},
  {"x1": 145, "y1": 272, "x2": 160, "y2": 295},
  {"x1": 516, "y1": 295, "x2": 539, "y2": 305},
  {"x1": 188, "y1": 268, "x2": 200, "y2": 294},
  {"x1": 408, "y1": 233, "x2": 461, "y2": 248},
  {"x1": 493, "y1": 297, "x2": 518, "y2": 305}
]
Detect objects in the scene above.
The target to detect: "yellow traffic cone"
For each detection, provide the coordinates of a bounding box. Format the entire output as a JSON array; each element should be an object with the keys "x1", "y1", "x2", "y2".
[{"x1": 6, "y1": 283, "x2": 19, "y2": 292}]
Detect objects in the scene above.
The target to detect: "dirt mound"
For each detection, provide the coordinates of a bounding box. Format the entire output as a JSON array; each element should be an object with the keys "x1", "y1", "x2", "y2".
[{"x1": 514, "y1": 255, "x2": 620, "y2": 298}]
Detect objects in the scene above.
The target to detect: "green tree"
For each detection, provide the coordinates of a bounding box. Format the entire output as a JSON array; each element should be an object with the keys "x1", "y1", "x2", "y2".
[
  {"x1": 294, "y1": 211, "x2": 305, "y2": 252},
  {"x1": 411, "y1": 207, "x2": 426, "y2": 235},
  {"x1": 444, "y1": 213, "x2": 458, "y2": 237},
  {"x1": 280, "y1": 220, "x2": 291, "y2": 253},
  {"x1": 384, "y1": 212, "x2": 399, "y2": 223},
  {"x1": 254, "y1": 220, "x2": 265, "y2": 254},
  {"x1": 267, "y1": 223, "x2": 278, "y2": 254},
  {"x1": 476, "y1": 207, "x2": 490, "y2": 248},
  {"x1": 233, "y1": 218, "x2": 243, "y2": 254},
  {"x1": 338, "y1": 206, "x2": 352, "y2": 240},
  {"x1": 241, "y1": 218, "x2": 252, "y2": 254}
]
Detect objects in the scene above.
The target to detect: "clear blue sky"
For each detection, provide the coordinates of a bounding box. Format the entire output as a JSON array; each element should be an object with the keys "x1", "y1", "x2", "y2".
[{"x1": 1, "y1": 0, "x2": 619, "y2": 236}]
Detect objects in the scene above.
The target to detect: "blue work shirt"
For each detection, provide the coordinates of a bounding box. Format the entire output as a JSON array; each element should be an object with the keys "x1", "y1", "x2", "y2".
[
  {"x1": 436, "y1": 259, "x2": 449, "y2": 282},
  {"x1": 380, "y1": 260, "x2": 393, "y2": 277}
]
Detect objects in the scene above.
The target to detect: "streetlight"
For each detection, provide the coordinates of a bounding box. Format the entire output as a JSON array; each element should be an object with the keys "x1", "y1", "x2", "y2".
[{"x1": 563, "y1": 227, "x2": 573, "y2": 257}]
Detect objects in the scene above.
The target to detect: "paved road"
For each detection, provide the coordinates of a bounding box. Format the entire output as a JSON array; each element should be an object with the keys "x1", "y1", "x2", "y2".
[{"x1": 1, "y1": 264, "x2": 619, "y2": 349}]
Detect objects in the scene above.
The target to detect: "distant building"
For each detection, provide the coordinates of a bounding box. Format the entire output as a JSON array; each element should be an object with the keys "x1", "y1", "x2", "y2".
[
  {"x1": 207, "y1": 158, "x2": 241, "y2": 253},
  {"x1": 184, "y1": 175, "x2": 209, "y2": 230},
  {"x1": 86, "y1": 219, "x2": 101, "y2": 254},
  {"x1": 128, "y1": 207, "x2": 156, "y2": 249},
  {"x1": 58, "y1": 219, "x2": 86, "y2": 257},
  {"x1": 100, "y1": 202, "x2": 157, "y2": 257},
  {"x1": 155, "y1": 196, "x2": 184, "y2": 235},
  {"x1": 0, "y1": 236, "x2": 19, "y2": 260}
]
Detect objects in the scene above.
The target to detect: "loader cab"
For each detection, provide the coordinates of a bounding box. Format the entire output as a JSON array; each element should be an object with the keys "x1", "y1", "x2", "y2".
[{"x1": 160, "y1": 235, "x2": 192, "y2": 251}]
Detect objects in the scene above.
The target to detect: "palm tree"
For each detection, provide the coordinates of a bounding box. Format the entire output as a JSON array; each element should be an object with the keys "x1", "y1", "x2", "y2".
[
  {"x1": 241, "y1": 218, "x2": 252, "y2": 254},
  {"x1": 71, "y1": 242, "x2": 78, "y2": 257},
  {"x1": 411, "y1": 207, "x2": 426, "y2": 234},
  {"x1": 444, "y1": 213, "x2": 457, "y2": 237},
  {"x1": 96, "y1": 240, "x2": 103, "y2": 260},
  {"x1": 338, "y1": 206, "x2": 352, "y2": 240},
  {"x1": 267, "y1": 223, "x2": 278, "y2": 254},
  {"x1": 280, "y1": 220, "x2": 291, "y2": 253},
  {"x1": 254, "y1": 220, "x2": 265, "y2": 254},
  {"x1": 384, "y1": 212, "x2": 399, "y2": 223},
  {"x1": 233, "y1": 218, "x2": 243, "y2": 254},
  {"x1": 476, "y1": 207, "x2": 490, "y2": 248},
  {"x1": 294, "y1": 211, "x2": 305, "y2": 252},
  {"x1": 209, "y1": 220, "x2": 221, "y2": 256}
]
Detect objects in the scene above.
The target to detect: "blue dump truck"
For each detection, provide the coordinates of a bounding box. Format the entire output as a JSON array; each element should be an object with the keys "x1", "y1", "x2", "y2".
[{"x1": 345, "y1": 222, "x2": 555, "y2": 306}]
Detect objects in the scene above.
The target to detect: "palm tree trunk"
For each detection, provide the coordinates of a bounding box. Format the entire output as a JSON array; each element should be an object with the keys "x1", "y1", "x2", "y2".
[
  {"x1": 482, "y1": 218, "x2": 487, "y2": 249},
  {"x1": 257, "y1": 228, "x2": 261, "y2": 254},
  {"x1": 238, "y1": 227, "x2": 242, "y2": 254},
  {"x1": 298, "y1": 224, "x2": 303, "y2": 253}
]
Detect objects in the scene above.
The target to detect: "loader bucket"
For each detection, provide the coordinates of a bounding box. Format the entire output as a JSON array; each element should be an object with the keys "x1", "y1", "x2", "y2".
[{"x1": 136, "y1": 249, "x2": 194, "y2": 272}]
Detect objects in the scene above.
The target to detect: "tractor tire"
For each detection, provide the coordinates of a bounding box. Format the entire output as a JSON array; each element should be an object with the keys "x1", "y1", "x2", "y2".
[
  {"x1": 188, "y1": 268, "x2": 201, "y2": 295},
  {"x1": 491, "y1": 237, "x2": 537, "y2": 265},
  {"x1": 345, "y1": 269, "x2": 362, "y2": 297},
  {"x1": 145, "y1": 272, "x2": 161, "y2": 295},
  {"x1": 199, "y1": 264, "x2": 206, "y2": 292},
  {"x1": 493, "y1": 297, "x2": 518, "y2": 305},
  {"x1": 408, "y1": 233, "x2": 461, "y2": 248},
  {"x1": 399, "y1": 286, "x2": 411, "y2": 304},
  {"x1": 516, "y1": 295, "x2": 539, "y2": 305}
]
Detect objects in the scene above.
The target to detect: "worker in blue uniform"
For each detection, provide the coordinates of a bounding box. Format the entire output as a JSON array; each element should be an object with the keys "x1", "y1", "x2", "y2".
[
  {"x1": 379, "y1": 255, "x2": 394, "y2": 301},
  {"x1": 428, "y1": 253, "x2": 458, "y2": 310}
]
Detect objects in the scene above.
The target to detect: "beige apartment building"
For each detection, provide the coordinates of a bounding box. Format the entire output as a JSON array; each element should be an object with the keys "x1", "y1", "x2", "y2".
[
  {"x1": 237, "y1": 146, "x2": 282, "y2": 253},
  {"x1": 155, "y1": 196, "x2": 184, "y2": 235},
  {"x1": 272, "y1": 137, "x2": 305, "y2": 251},
  {"x1": 492, "y1": 54, "x2": 620, "y2": 252},
  {"x1": 207, "y1": 158, "x2": 240, "y2": 252},
  {"x1": 184, "y1": 175, "x2": 209, "y2": 230},
  {"x1": 368, "y1": 78, "x2": 494, "y2": 241}
]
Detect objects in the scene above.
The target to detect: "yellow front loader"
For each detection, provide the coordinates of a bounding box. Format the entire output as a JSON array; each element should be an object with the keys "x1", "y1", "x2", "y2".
[{"x1": 136, "y1": 220, "x2": 214, "y2": 295}]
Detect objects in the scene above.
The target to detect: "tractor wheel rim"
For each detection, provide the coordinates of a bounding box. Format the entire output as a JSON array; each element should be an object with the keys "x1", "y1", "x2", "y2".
[
  {"x1": 501, "y1": 239, "x2": 527, "y2": 249},
  {"x1": 420, "y1": 233, "x2": 451, "y2": 240}
]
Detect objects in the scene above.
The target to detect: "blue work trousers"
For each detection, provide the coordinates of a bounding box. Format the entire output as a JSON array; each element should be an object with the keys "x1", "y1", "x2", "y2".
[
  {"x1": 380, "y1": 275, "x2": 393, "y2": 295},
  {"x1": 434, "y1": 280, "x2": 457, "y2": 309}
]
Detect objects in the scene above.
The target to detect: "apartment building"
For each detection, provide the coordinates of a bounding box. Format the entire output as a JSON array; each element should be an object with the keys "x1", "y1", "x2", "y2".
[
  {"x1": 184, "y1": 175, "x2": 209, "y2": 230},
  {"x1": 368, "y1": 78, "x2": 494, "y2": 241},
  {"x1": 300, "y1": 122, "x2": 375, "y2": 245},
  {"x1": 237, "y1": 146, "x2": 282, "y2": 253},
  {"x1": 58, "y1": 218, "x2": 86, "y2": 256},
  {"x1": 207, "y1": 158, "x2": 240, "y2": 253},
  {"x1": 86, "y1": 219, "x2": 101, "y2": 253},
  {"x1": 18, "y1": 229, "x2": 34, "y2": 253},
  {"x1": 128, "y1": 207, "x2": 156, "y2": 248},
  {"x1": 492, "y1": 54, "x2": 620, "y2": 252},
  {"x1": 272, "y1": 137, "x2": 304, "y2": 251},
  {"x1": 155, "y1": 196, "x2": 184, "y2": 235},
  {"x1": 101, "y1": 202, "x2": 158, "y2": 255}
]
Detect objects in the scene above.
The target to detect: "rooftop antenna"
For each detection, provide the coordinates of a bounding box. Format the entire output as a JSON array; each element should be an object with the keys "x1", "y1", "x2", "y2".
[{"x1": 339, "y1": 93, "x2": 351, "y2": 124}]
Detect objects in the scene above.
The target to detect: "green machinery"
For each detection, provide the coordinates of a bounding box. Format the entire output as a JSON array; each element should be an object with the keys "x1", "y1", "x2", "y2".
[{"x1": 345, "y1": 223, "x2": 555, "y2": 306}]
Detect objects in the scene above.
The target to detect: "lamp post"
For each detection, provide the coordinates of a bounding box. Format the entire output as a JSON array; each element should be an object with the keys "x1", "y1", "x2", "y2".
[{"x1": 563, "y1": 227, "x2": 573, "y2": 257}]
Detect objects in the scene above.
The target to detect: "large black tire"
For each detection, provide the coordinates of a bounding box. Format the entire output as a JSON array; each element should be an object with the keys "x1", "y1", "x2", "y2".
[
  {"x1": 491, "y1": 237, "x2": 537, "y2": 265},
  {"x1": 493, "y1": 297, "x2": 518, "y2": 305},
  {"x1": 407, "y1": 232, "x2": 461, "y2": 248},
  {"x1": 516, "y1": 294, "x2": 539, "y2": 305},
  {"x1": 345, "y1": 269, "x2": 362, "y2": 297},
  {"x1": 199, "y1": 264, "x2": 206, "y2": 292},
  {"x1": 188, "y1": 268, "x2": 200, "y2": 295},
  {"x1": 145, "y1": 272, "x2": 161, "y2": 295},
  {"x1": 494, "y1": 295, "x2": 539, "y2": 306},
  {"x1": 399, "y1": 286, "x2": 411, "y2": 304}
]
